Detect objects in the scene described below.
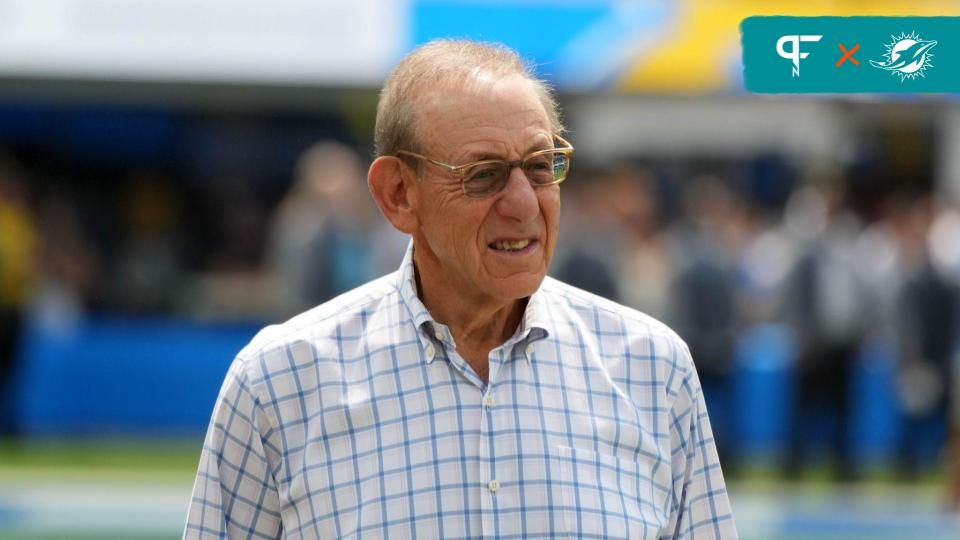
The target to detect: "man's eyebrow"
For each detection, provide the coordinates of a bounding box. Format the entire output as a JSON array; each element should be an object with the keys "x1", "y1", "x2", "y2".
[
  {"x1": 461, "y1": 151, "x2": 504, "y2": 163},
  {"x1": 524, "y1": 139, "x2": 554, "y2": 154}
]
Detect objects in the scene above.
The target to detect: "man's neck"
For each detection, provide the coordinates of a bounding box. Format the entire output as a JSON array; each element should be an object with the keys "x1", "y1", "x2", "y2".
[
  {"x1": 413, "y1": 265, "x2": 526, "y2": 381},
  {"x1": 417, "y1": 274, "x2": 525, "y2": 347}
]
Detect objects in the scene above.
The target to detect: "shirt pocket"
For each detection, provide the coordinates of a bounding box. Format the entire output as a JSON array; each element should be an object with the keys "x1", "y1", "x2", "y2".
[{"x1": 554, "y1": 445, "x2": 667, "y2": 540}]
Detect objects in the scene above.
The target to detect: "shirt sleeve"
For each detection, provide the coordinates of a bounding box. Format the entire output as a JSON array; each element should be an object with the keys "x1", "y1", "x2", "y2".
[
  {"x1": 663, "y1": 346, "x2": 738, "y2": 539},
  {"x1": 184, "y1": 357, "x2": 283, "y2": 539}
]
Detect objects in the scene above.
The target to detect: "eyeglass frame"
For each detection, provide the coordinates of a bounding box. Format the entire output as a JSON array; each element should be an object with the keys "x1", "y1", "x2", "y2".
[{"x1": 394, "y1": 135, "x2": 574, "y2": 198}]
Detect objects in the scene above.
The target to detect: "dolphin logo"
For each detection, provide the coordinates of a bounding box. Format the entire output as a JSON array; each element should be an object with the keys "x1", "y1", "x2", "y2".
[{"x1": 870, "y1": 33, "x2": 937, "y2": 80}]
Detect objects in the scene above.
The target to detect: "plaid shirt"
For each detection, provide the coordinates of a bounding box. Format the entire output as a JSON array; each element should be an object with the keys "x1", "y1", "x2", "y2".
[{"x1": 185, "y1": 242, "x2": 737, "y2": 539}]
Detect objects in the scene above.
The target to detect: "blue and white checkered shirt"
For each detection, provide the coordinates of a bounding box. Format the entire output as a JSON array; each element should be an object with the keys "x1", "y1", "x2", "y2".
[{"x1": 185, "y1": 242, "x2": 737, "y2": 539}]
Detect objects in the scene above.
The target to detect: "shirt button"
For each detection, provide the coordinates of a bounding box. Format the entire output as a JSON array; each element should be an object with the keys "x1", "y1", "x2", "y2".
[
  {"x1": 525, "y1": 344, "x2": 535, "y2": 358},
  {"x1": 425, "y1": 344, "x2": 436, "y2": 361},
  {"x1": 488, "y1": 480, "x2": 500, "y2": 493},
  {"x1": 484, "y1": 395, "x2": 494, "y2": 408}
]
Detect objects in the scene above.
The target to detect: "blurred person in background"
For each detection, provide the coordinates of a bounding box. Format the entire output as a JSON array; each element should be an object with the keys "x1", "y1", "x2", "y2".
[
  {"x1": 186, "y1": 39, "x2": 736, "y2": 539},
  {"x1": 953, "y1": 419, "x2": 960, "y2": 512},
  {"x1": 111, "y1": 169, "x2": 187, "y2": 313},
  {"x1": 952, "y1": 292, "x2": 960, "y2": 513},
  {"x1": 204, "y1": 177, "x2": 269, "y2": 273},
  {"x1": 668, "y1": 175, "x2": 747, "y2": 468},
  {"x1": 918, "y1": 200, "x2": 960, "y2": 512},
  {"x1": 916, "y1": 201, "x2": 960, "y2": 512},
  {"x1": 29, "y1": 189, "x2": 99, "y2": 331},
  {"x1": 894, "y1": 195, "x2": 959, "y2": 480},
  {"x1": 737, "y1": 203, "x2": 798, "y2": 329},
  {"x1": 0, "y1": 152, "x2": 38, "y2": 437},
  {"x1": 852, "y1": 192, "x2": 904, "y2": 361},
  {"x1": 551, "y1": 167, "x2": 620, "y2": 300},
  {"x1": 782, "y1": 180, "x2": 871, "y2": 481},
  {"x1": 609, "y1": 166, "x2": 673, "y2": 321},
  {"x1": 264, "y1": 141, "x2": 389, "y2": 317}
]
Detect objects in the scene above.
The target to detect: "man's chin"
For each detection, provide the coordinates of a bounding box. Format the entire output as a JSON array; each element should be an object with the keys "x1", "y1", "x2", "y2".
[{"x1": 487, "y1": 273, "x2": 546, "y2": 302}]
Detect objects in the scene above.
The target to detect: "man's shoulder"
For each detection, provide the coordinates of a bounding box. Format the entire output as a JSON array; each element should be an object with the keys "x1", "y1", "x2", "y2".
[
  {"x1": 541, "y1": 276, "x2": 686, "y2": 346},
  {"x1": 233, "y1": 273, "x2": 399, "y2": 372},
  {"x1": 542, "y1": 277, "x2": 698, "y2": 405}
]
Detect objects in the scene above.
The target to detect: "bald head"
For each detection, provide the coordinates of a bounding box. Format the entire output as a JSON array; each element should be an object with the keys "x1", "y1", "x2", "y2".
[{"x1": 374, "y1": 39, "x2": 564, "y2": 158}]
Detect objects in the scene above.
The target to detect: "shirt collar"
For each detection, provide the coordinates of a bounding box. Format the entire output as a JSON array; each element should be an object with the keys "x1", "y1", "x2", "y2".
[
  {"x1": 394, "y1": 240, "x2": 553, "y2": 363},
  {"x1": 522, "y1": 279, "x2": 552, "y2": 343},
  {"x1": 395, "y1": 239, "x2": 435, "y2": 333}
]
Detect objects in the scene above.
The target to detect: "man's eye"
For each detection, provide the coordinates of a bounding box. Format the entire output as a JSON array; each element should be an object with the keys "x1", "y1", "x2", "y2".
[
  {"x1": 525, "y1": 157, "x2": 551, "y2": 171},
  {"x1": 465, "y1": 164, "x2": 503, "y2": 183}
]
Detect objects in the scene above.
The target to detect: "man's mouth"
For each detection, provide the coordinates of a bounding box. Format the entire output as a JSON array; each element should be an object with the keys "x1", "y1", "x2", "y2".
[{"x1": 490, "y1": 239, "x2": 532, "y2": 252}]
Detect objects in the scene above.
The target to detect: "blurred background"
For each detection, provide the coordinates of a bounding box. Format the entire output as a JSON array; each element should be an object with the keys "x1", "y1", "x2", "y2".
[{"x1": 2, "y1": 0, "x2": 960, "y2": 538}]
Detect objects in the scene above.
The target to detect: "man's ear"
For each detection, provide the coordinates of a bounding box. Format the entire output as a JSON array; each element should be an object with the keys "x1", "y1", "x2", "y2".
[{"x1": 368, "y1": 156, "x2": 418, "y2": 234}]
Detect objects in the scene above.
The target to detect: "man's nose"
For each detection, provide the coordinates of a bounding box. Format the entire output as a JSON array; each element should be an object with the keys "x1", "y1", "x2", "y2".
[{"x1": 495, "y1": 166, "x2": 540, "y2": 221}]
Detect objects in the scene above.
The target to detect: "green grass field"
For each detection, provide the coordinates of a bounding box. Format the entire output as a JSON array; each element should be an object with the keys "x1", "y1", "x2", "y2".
[
  {"x1": 0, "y1": 437, "x2": 200, "y2": 472},
  {"x1": 0, "y1": 438, "x2": 199, "y2": 540}
]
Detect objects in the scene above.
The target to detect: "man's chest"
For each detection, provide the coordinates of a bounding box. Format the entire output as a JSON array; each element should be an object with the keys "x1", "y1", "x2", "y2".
[{"x1": 269, "y1": 356, "x2": 674, "y2": 539}]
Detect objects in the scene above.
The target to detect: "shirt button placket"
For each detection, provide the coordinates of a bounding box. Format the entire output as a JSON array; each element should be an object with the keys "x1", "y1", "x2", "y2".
[{"x1": 480, "y1": 351, "x2": 504, "y2": 538}]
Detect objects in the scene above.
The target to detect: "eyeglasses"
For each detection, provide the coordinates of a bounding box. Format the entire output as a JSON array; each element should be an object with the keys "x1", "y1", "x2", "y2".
[{"x1": 395, "y1": 135, "x2": 574, "y2": 198}]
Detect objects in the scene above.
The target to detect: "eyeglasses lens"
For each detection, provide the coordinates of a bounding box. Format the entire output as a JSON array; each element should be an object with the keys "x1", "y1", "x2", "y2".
[{"x1": 462, "y1": 151, "x2": 569, "y2": 197}]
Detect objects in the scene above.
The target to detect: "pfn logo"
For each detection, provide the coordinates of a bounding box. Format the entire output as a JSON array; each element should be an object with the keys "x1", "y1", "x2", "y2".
[{"x1": 777, "y1": 34, "x2": 823, "y2": 77}]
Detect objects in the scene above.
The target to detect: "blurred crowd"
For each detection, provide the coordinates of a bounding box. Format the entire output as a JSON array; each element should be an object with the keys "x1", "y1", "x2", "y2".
[
  {"x1": 555, "y1": 164, "x2": 960, "y2": 484},
  {"x1": 1, "y1": 140, "x2": 959, "y2": 487}
]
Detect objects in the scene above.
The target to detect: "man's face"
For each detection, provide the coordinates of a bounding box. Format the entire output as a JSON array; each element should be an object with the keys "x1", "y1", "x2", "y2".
[{"x1": 407, "y1": 74, "x2": 561, "y2": 306}]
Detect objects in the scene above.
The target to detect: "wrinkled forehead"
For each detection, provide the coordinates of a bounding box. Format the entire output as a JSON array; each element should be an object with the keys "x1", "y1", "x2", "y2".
[{"x1": 410, "y1": 74, "x2": 550, "y2": 148}]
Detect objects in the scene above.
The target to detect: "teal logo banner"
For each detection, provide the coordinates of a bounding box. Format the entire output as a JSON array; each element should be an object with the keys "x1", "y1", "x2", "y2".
[{"x1": 742, "y1": 17, "x2": 960, "y2": 93}]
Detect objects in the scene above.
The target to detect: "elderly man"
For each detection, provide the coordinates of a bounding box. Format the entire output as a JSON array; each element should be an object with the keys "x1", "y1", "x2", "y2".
[{"x1": 185, "y1": 40, "x2": 737, "y2": 539}]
